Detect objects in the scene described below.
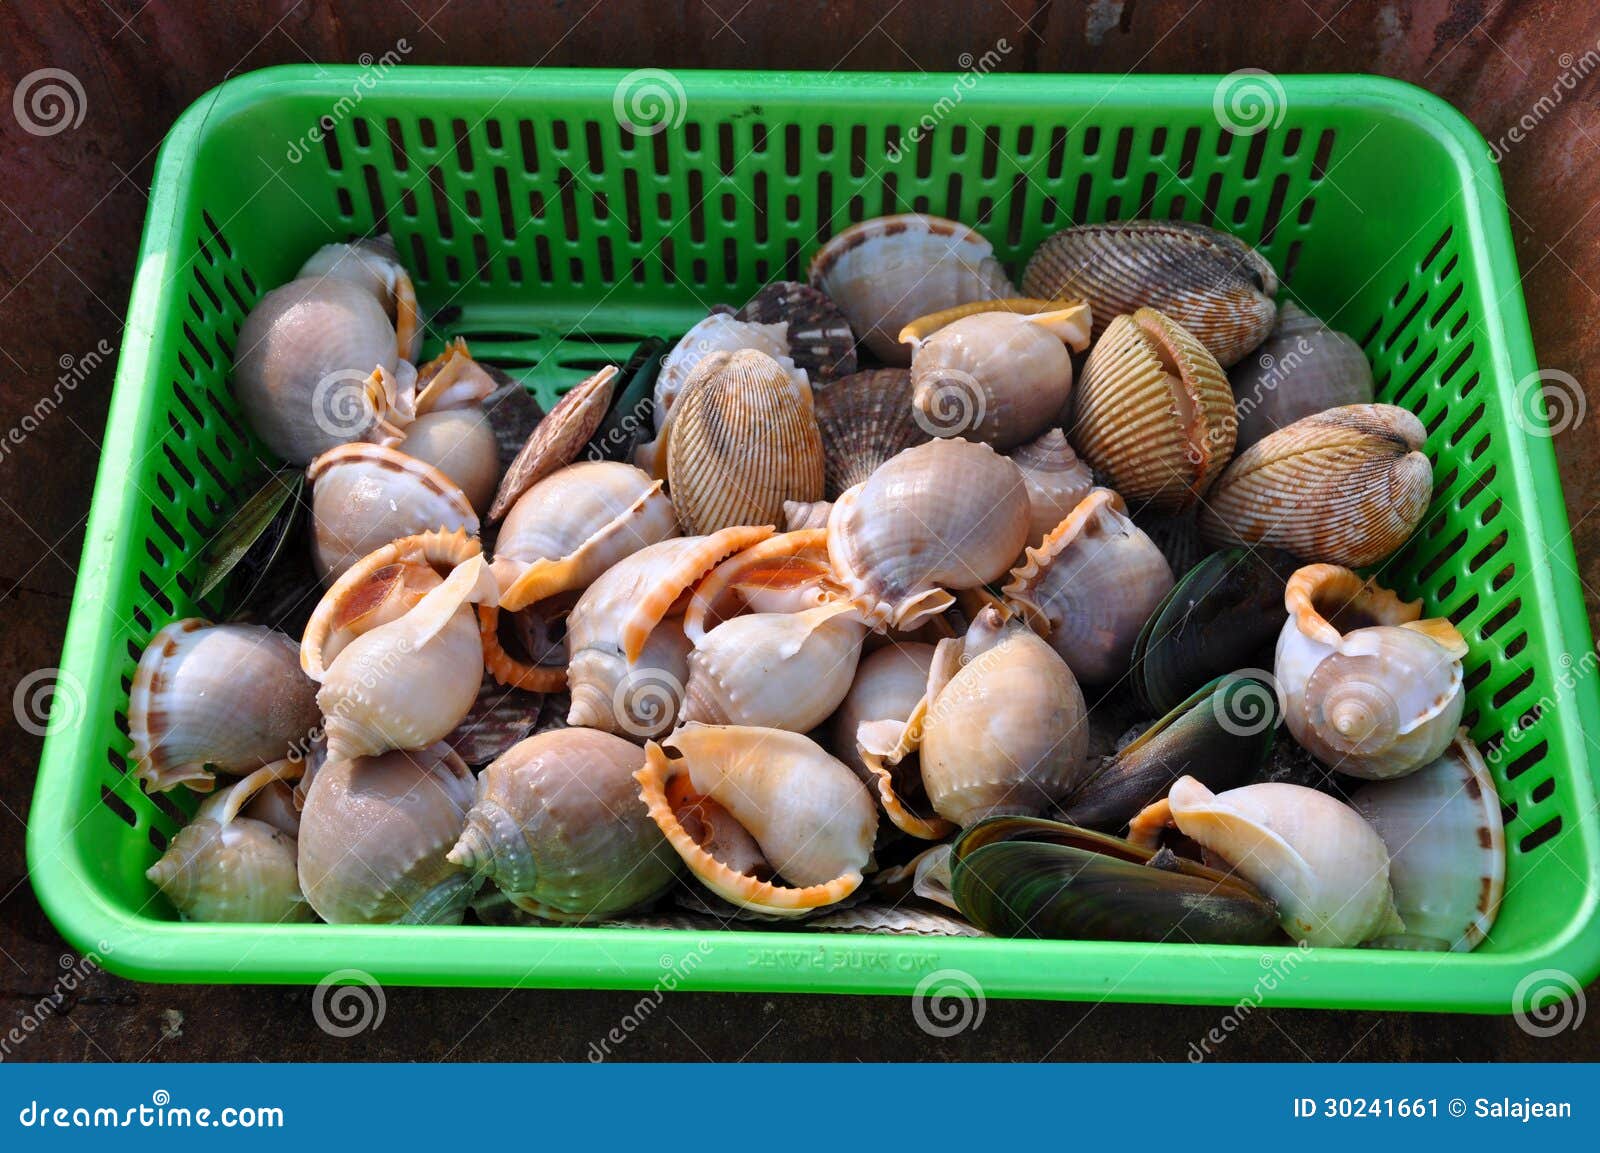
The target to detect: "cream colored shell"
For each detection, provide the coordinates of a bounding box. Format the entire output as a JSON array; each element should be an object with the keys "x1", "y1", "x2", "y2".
[{"x1": 1008, "y1": 428, "x2": 1094, "y2": 547}]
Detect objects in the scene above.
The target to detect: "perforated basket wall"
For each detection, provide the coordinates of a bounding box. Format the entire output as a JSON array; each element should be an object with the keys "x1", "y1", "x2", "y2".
[{"x1": 28, "y1": 68, "x2": 1600, "y2": 1008}]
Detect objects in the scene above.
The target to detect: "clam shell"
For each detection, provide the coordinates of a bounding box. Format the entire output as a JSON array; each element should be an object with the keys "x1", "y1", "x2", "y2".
[
  {"x1": 1198, "y1": 403, "x2": 1432, "y2": 567},
  {"x1": 809, "y1": 214, "x2": 1015, "y2": 364},
  {"x1": 1350, "y1": 733, "x2": 1504, "y2": 951},
  {"x1": 1003, "y1": 489, "x2": 1175, "y2": 686},
  {"x1": 737, "y1": 280, "x2": 857, "y2": 382},
  {"x1": 483, "y1": 374, "x2": 546, "y2": 468},
  {"x1": 666, "y1": 349, "x2": 825, "y2": 534},
  {"x1": 489, "y1": 365, "x2": 617, "y2": 522},
  {"x1": 1008, "y1": 429, "x2": 1094, "y2": 548},
  {"x1": 1230, "y1": 302, "x2": 1374, "y2": 449},
  {"x1": 1071, "y1": 308, "x2": 1237, "y2": 513},
  {"x1": 1022, "y1": 220, "x2": 1278, "y2": 367},
  {"x1": 307, "y1": 442, "x2": 478, "y2": 583},
  {"x1": 813, "y1": 369, "x2": 929, "y2": 498},
  {"x1": 650, "y1": 315, "x2": 798, "y2": 438}
]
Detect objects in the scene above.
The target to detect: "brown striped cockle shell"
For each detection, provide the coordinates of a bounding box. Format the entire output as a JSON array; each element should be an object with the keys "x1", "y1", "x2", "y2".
[
  {"x1": 447, "y1": 728, "x2": 681, "y2": 922},
  {"x1": 858, "y1": 606, "x2": 1090, "y2": 829},
  {"x1": 1008, "y1": 428, "x2": 1094, "y2": 547},
  {"x1": 906, "y1": 305, "x2": 1092, "y2": 449},
  {"x1": 1071, "y1": 307, "x2": 1237, "y2": 513},
  {"x1": 307, "y1": 442, "x2": 478, "y2": 584},
  {"x1": 826, "y1": 438, "x2": 1030, "y2": 632},
  {"x1": 813, "y1": 368, "x2": 929, "y2": 498},
  {"x1": 637, "y1": 724, "x2": 878, "y2": 917},
  {"x1": 809, "y1": 214, "x2": 1016, "y2": 364},
  {"x1": 489, "y1": 365, "x2": 617, "y2": 522},
  {"x1": 564, "y1": 526, "x2": 774, "y2": 739},
  {"x1": 130, "y1": 619, "x2": 320, "y2": 794},
  {"x1": 1022, "y1": 220, "x2": 1278, "y2": 367},
  {"x1": 666, "y1": 349, "x2": 825, "y2": 534},
  {"x1": 1003, "y1": 489, "x2": 1175, "y2": 686},
  {"x1": 737, "y1": 280, "x2": 858, "y2": 383},
  {"x1": 652, "y1": 314, "x2": 798, "y2": 437},
  {"x1": 1198, "y1": 404, "x2": 1432, "y2": 567},
  {"x1": 297, "y1": 741, "x2": 478, "y2": 924},
  {"x1": 1230, "y1": 302, "x2": 1374, "y2": 450}
]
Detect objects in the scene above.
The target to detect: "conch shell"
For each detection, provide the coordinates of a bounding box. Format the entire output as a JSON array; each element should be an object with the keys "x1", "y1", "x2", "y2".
[
  {"x1": 448, "y1": 728, "x2": 681, "y2": 921},
  {"x1": 861, "y1": 606, "x2": 1090, "y2": 829},
  {"x1": 1071, "y1": 307, "x2": 1237, "y2": 513},
  {"x1": 296, "y1": 741, "x2": 478, "y2": 924},
  {"x1": 301, "y1": 528, "x2": 497, "y2": 761},
  {"x1": 826, "y1": 438, "x2": 1030, "y2": 631},
  {"x1": 665, "y1": 349, "x2": 824, "y2": 534},
  {"x1": 307, "y1": 442, "x2": 477, "y2": 583},
  {"x1": 828, "y1": 641, "x2": 937, "y2": 781},
  {"x1": 1275, "y1": 563, "x2": 1466, "y2": 779},
  {"x1": 904, "y1": 304, "x2": 1091, "y2": 449},
  {"x1": 809, "y1": 213, "x2": 1015, "y2": 363},
  {"x1": 1009, "y1": 429, "x2": 1093, "y2": 547},
  {"x1": 1198, "y1": 403, "x2": 1433, "y2": 567},
  {"x1": 130, "y1": 619, "x2": 320, "y2": 793},
  {"x1": 1003, "y1": 489, "x2": 1175, "y2": 686},
  {"x1": 1129, "y1": 776, "x2": 1405, "y2": 947},
  {"x1": 637, "y1": 724, "x2": 877, "y2": 916}
]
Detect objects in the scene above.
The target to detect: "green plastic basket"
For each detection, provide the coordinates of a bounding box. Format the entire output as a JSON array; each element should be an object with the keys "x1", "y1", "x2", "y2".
[{"x1": 28, "y1": 66, "x2": 1600, "y2": 1010}]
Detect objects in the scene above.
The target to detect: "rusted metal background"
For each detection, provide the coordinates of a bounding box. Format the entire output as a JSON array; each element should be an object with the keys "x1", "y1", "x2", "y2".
[{"x1": 2, "y1": 0, "x2": 1596, "y2": 1060}]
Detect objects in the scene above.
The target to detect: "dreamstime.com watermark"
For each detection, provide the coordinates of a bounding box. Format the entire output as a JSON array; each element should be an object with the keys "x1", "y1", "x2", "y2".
[
  {"x1": 613, "y1": 69, "x2": 688, "y2": 138},
  {"x1": 16, "y1": 1090, "x2": 283, "y2": 1129},
  {"x1": 12, "y1": 68, "x2": 87, "y2": 136},
  {"x1": 885, "y1": 41, "x2": 1012, "y2": 164},
  {"x1": 911, "y1": 967, "x2": 986, "y2": 1037},
  {"x1": 586, "y1": 942, "x2": 715, "y2": 1061},
  {"x1": 1512, "y1": 968, "x2": 1586, "y2": 1038},
  {"x1": 1212, "y1": 69, "x2": 1287, "y2": 137},
  {"x1": 11, "y1": 667, "x2": 87, "y2": 738},
  {"x1": 1512, "y1": 368, "x2": 1585, "y2": 438},
  {"x1": 286, "y1": 42, "x2": 413, "y2": 164},
  {"x1": 1488, "y1": 38, "x2": 1600, "y2": 162},
  {"x1": 1485, "y1": 646, "x2": 1599, "y2": 772},
  {"x1": 1187, "y1": 942, "x2": 1312, "y2": 1061},
  {"x1": 311, "y1": 969, "x2": 386, "y2": 1038},
  {"x1": 0, "y1": 339, "x2": 115, "y2": 466},
  {"x1": 1, "y1": 946, "x2": 110, "y2": 1062}
]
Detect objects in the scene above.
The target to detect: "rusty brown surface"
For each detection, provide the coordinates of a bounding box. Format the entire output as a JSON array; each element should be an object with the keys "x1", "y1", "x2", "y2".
[{"x1": 2, "y1": 0, "x2": 1597, "y2": 1061}]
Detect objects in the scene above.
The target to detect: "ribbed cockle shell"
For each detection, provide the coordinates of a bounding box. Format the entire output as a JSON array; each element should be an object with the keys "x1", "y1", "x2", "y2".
[
  {"x1": 447, "y1": 727, "x2": 681, "y2": 921},
  {"x1": 1199, "y1": 403, "x2": 1432, "y2": 568},
  {"x1": 812, "y1": 369, "x2": 929, "y2": 498},
  {"x1": 1071, "y1": 307, "x2": 1237, "y2": 513}
]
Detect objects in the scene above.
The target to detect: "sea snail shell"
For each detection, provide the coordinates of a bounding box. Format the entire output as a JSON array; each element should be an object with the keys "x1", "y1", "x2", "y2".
[
  {"x1": 1275, "y1": 563, "x2": 1466, "y2": 779},
  {"x1": 637, "y1": 724, "x2": 878, "y2": 916},
  {"x1": 296, "y1": 235, "x2": 421, "y2": 362}
]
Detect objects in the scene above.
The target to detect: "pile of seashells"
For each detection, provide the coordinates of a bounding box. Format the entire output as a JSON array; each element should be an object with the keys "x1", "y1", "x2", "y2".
[{"x1": 134, "y1": 217, "x2": 1503, "y2": 953}]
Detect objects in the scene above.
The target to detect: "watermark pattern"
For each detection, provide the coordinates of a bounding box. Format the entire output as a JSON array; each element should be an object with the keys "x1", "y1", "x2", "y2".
[
  {"x1": 12, "y1": 68, "x2": 87, "y2": 137},
  {"x1": 286, "y1": 41, "x2": 412, "y2": 163},
  {"x1": 17, "y1": 1090, "x2": 283, "y2": 1129},
  {"x1": 1212, "y1": 69, "x2": 1287, "y2": 137},
  {"x1": 1488, "y1": 39, "x2": 1600, "y2": 162},
  {"x1": 885, "y1": 41, "x2": 1012, "y2": 163},
  {"x1": 586, "y1": 943, "x2": 715, "y2": 1061},
  {"x1": 1512, "y1": 967, "x2": 1586, "y2": 1038},
  {"x1": 911, "y1": 967, "x2": 986, "y2": 1037},
  {"x1": 1512, "y1": 368, "x2": 1585, "y2": 438},
  {"x1": 911, "y1": 372, "x2": 986, "y2": 439},
  {"x1": 0, "y1": 946, "x2": 109, "y2": 1062},
  {"x1": 0, "y1": 339, "x2": 114, "y2": 465},
  {"x1": 12, "y1": 667, "x2": 86, "y2": 738},
  {"x1": 311, "y1": 368, "x2": 382, "y2": 441},
  {"x1": 1187, "y1": 943, "x2": 1312, "y2": 1060},
  {"x1": 612, "y1": 69, "x2": 687, "y2": 138},
  {"x1": 1210, "y1": 668, "x2": 1283, "y2": 738},
  {"x1": 612, "y1": 666, "x2": 687, "y2": 739},
  {"x1": 311, "y1": 968, "x2": 386, "y2": 1038},
  {"x1": 1230, "y1": 335, "x2": 1315, "y2": 434}
]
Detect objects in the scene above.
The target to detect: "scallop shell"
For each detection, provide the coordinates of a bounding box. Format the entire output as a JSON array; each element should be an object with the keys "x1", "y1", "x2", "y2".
[
  {"x1": 666, "y1": 349, "x2": 825, "y2": 534},
  {"x1": 1200, "y1": 404, "x2": 1432, "y2": 567},
  {"x1": 307, "y1": 442, "x2": 478, "y2": 583},
  {"x1": 809, "y1": 214, "x2": 1016, "y2": 364},
  {"x1": 1230, "y1": 302, "x2": 1375, "y2": 449},
  {"x1": 906, "y1": 305, "x2": 1090, "y2": 449},
  {"x1": 1275, "y1": 563, "x2": 1466, "y2": 779},
  {"x1": 1022, "y1": 220, "x2": 1278, "y2": 367},
  {"x1": 813, "y1": 369, "x2": 930, "y2": 498},
  {"x1": 636, "y1": 724, "x2": 878, "y2": 916},
  {"x1": 737, "y1": 280, "x2": 858, "y2": 382},
  {"x1": 448, "y1": 727, "x2": 681, "y2": 921},
  {"x1": 130, "y1": 619, "x2": 320, "y2": 793},
  {"x1": 1008, "y1": 429, "x2": 1094, "y2": 547},
  {"x1": 1129, "y1": 777, "x2": 1404, "y2": 947},
  {"x1": 1003, "y1": 489, "x2": 1176, "y2": 686},
  {"x1": 296, "y1": 741, "x2": 478, "y2": 924},
  {"x1": 1071, "y1": 308, "x2": 1237, "y2": 513},
  {"x1": 826, "y1": 438, "x2": 1030, "y2": 631},
  {"x1": 444, "y1": 677, "x2": 546, "y2": 767},
  {"x1": 488, "y1": 365, "x2": 617, "y2": 522},
  {"x1": 1350, "y1": 732, "x2": 1504, "y2": 951}
]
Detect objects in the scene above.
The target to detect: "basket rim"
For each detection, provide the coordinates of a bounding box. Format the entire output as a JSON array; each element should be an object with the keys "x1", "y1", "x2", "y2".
[{"x1": 27, "y1": 66, "x2": 1600, "y2": 1009}]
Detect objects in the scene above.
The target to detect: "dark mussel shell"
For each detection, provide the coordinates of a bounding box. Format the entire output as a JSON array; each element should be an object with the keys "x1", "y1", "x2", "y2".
[
  {"x1": 482, "y1": 366, "x2": 546, "y2": 470},
  {"x1": 737, "y1": 280, "x2": 858, "y2": 383},
  {"x1": 587, "y1": 336, "x2": 667, "y2": 463},
  {"x1": 949, "y1": 816, "x2": 1279, "y2": 943},
  {"x1": 1129, "y1": 547, "x2": 1299, "y2": 714},
  {"x1": 199, "y1": 468, "x2": 305, "y2": 602},
  {"x1": 1060, "y1": 674, "x2": 1278, "y2": 831}
]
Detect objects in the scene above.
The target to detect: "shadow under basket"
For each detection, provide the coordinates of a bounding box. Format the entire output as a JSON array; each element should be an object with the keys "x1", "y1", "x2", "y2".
[{"x1": 28, "y1": 66, "x2": 1600, "y2": 1009}]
